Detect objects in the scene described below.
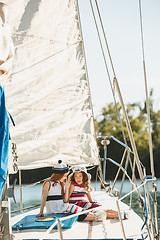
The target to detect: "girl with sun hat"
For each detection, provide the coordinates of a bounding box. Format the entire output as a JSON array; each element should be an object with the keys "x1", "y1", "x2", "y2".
[
  {"x1": 36, "y1": 161, "x2": 104, "y2": 221},
  {"x1": 68, "y1": 165, "x2": 121, "y2": 220},
  {"x1": 36, "y1": 162, "x2": 123, "y2": 221},
  {"x1": 36, "y1": 160, "x2": 84, "y2": 217}
]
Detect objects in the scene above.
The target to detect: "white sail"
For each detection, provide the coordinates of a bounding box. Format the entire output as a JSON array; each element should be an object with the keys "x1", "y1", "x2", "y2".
[
  {"x1": 0, "y1": 2, "x2": 14, "y2": 82},
  {"x1": 3, "y1": 0, "x2": 99, "y2": 170}
]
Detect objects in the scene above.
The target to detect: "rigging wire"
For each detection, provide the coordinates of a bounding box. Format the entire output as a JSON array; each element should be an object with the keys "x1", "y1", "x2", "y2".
[
  {"x1": 88, "y1": 0, "x2": 140, "y2": 193},
  {"x1": 93, "y1": 0, "x2": 116, "y2": 78},
  {"x1": 89, "y1": 0, "x2": 144, "y2": 202},
  {"x1": 138, "y1": 0, "x2": 154, "y2": 179},
  {"x1": 93, "y1": 0, "x2": 145, "y2": 181},
  {"x1": 11, "y1": 41, "x2": 81, "y2": 76},
  {"x1": 88, "y1": 0, "x2": 129, "y2": 157},
  {"x1": 138, "y1": 0, "x2": 159, "y2": 238},
  {"x1": 76, "y1": 0, "x2": 99, "y2": 156},
  {"x1": 89, "y1": 2, "x2": 156, "y2": 237}
]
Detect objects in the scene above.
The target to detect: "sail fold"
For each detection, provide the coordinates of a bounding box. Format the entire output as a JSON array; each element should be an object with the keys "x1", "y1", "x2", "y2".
[{"x1": 3, "y1": 0, "x2": 99, "y2": 170}]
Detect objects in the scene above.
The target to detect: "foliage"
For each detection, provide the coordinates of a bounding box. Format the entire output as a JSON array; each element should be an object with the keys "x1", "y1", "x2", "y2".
[{"x1": 96, "y1": 89, "x2": 160, "y2": 178}]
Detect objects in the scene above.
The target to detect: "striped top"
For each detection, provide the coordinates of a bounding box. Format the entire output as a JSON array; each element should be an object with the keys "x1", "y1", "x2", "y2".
[
  {"x1": 69, "y1": 183, "x2": 100, "y2": 210},
  {"x1": 69, "y1": 183, "x2": 88, "y2": 203}
]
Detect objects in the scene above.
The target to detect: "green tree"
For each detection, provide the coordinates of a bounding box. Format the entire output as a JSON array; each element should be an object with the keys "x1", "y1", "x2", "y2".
[{"x1": 96, "y1": 90, "x2": 160, "y2": 178}]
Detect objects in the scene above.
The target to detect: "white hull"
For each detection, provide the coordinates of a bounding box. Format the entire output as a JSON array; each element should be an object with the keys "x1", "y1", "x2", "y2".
[{"x1": 11, "y1": 191, "x2": 147, "y2": 240}]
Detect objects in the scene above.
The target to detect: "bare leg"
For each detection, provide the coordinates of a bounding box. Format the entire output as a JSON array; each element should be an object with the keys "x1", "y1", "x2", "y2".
[
  {"x1": 83, "y1": 213, "x2": 95, "y2": 221},
  {"x1": 106, "y1": 209, "x2": 118, "y2": 219},
  {"x1": 83, "y1": 210, "x2": 118, "y2": 221}
]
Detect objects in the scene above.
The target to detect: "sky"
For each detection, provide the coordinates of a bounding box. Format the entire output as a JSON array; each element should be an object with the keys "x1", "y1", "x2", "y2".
[{"x1": 78, "y1": 0, "x2": 160, "y2": 117}]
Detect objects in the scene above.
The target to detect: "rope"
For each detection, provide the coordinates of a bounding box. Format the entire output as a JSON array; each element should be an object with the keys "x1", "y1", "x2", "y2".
[
  {"x1": 15, "y1": 177, "x2": 48, "y2": 190},
  {"x1": 11, "y1": 40, "x2": 81, "y2": 77},
  {"x1": 138, "y1": 0, "x2": 155, "y2": 180},
  {"x1": 90, "y1": 0, "x2": 145, "y2": 182},
  {"x1": 138, "y1": 2, "x2": 159, "y2": 237},
  {"x1": 11, "y1": 203, "x2": 40, "y2": 214},
  {"x1": 119, "y1": 151, "x2": 130, "y2": 196},
  {"x1": 90, "y1": 0, "x2": 146, "y2": 199},
  {"x1": 141, "y1": 177, "x2": 151, "y2": 231},
  {"x1": 130, "y1": 156, "x2": 136, "y2": 209},
  {"x1": 94, "y1": 0, "x2": 116, "y2": 78},
  {"x1": 89, "y1": 0, "x2": 130, "y2": 160},
  {"x1": 96, "y1": 169, "x2": 108, "y2": 191},
  {"x1": 14, "y1": 165, "x2": 96, "y2": 190},
  {"x1": 140, "y1": 176, "x2": 154, "y2": 240},
  {"x1": 107, "y1": 158, "x2": 136, "y2": 188},
  {"x1": 111, "y1": 148, "x2": 127, "y2": 192},
  {"x1": 89, "y1": 2, "x2": 146, "y2": 218},
  {"x1": 87, "y1": 165, "x2": 97, "y2": 171},
  {"x1": 119, "y1": 176, "x2": 156, "y2": 201}
]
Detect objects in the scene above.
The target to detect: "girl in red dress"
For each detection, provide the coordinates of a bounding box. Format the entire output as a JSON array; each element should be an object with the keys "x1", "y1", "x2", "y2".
[{"x1": 67, "y1": 165, "x2": 119, "y2": 221}]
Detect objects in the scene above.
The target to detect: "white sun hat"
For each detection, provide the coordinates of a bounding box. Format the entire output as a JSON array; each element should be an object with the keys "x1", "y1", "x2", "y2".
[{"x1": 70, "y1": 165, "x2": 91, "y2": 179}]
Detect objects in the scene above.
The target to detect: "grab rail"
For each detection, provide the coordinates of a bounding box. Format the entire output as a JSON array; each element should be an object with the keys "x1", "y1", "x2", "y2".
[
  {"x1": 119, "y1": 177, "x2": 156, "y2": 202},
  {"x1": 46, "y1": 207, "x2": 102, "y2": 234},
  {"x1": 45, "y1": 177, "x2": 155, "y2": 240},
  {"x1": 97, "y1": 135, "x2": 132, "y2": 153}
]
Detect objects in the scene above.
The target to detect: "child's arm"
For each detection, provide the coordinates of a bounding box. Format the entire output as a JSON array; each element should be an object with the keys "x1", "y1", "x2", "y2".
[
  {"x1": 86, "y1": 191, "x2": 92, "y2": 202},
  {"x1": 36, "y1": 182, "x2": 50, "y2": 217},
  {"x1": 64, "y1": 181, "x2": 74, "y2": 203}
]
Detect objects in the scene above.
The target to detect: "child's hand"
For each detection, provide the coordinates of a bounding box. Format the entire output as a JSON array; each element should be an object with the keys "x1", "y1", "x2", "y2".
[{"x1": 65, "y1": 176, "x2": 71, "y2": 189}]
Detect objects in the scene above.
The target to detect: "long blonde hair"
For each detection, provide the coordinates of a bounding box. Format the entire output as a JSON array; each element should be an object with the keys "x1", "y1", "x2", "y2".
[{"x1": 43, "y1": 173, "x2": 65, "y2": 197}]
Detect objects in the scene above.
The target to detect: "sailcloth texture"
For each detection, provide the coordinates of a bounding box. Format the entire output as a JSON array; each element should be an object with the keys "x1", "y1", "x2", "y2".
[
  {"x1": 0, "y1": 2, "x2": 14, "y2": 82},
  {"x1": 3, "y1": 0, "x2": 99, "y2": 170}
]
